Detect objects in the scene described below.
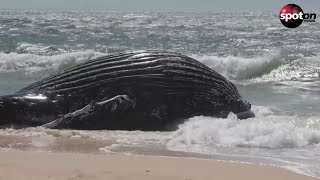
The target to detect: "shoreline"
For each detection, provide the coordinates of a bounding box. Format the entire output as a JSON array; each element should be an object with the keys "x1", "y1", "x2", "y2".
[{"x1": 0, "y1": 151, "x2": 318, "y2": 180}]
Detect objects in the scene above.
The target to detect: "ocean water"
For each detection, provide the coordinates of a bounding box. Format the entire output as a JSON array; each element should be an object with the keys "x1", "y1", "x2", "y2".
[{"x1": 0, "y1": 10, "x2": 320, "y2": 177}]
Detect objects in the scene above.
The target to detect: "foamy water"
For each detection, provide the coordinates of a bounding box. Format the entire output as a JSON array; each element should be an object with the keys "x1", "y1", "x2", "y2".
[
  {"x1": 0, "y1": 106, "x2": 319, "y2": 177},
  {"x1": 0, "y1": 10, "x2": 320, "y2": 178}
]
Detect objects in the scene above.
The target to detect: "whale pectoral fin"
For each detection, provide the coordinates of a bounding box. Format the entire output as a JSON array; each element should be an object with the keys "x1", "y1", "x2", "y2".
[
  {"x1": 41, "y1": 102, "x2": 97, "y2": 129},
  {"x1": 41, "y1": 95, "x2": 135, "y2": 129},
  {"x1": 98, "y1": 95, "x2": 136, "y2": 112},
  {"x1": 41, "y1": 115, "x2": 62, "y2": 128}
]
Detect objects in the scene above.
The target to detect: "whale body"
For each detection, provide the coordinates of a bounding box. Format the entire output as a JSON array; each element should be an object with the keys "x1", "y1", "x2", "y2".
[{"x1": 0, "y1": 50, "x2": 254, "y2": 130}]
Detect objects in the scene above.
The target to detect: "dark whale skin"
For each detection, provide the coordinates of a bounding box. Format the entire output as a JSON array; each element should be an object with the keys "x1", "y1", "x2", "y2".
[{"x1": 0, "y1": 50, "x2": 254, "y2": 130}]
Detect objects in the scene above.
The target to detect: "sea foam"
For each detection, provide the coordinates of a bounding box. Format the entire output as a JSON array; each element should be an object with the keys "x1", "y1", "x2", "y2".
[
  {"x1": 0, "y1": 51, "x2": 104, "y2": 73},
  {"x1": 167, "y1": 106, "x2": 320, "y2": 150}
]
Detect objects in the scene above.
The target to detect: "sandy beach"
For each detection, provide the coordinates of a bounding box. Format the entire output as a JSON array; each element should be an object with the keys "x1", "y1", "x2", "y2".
[{"x1": 0, "y1": 151, "x2": 317, "y2": 180}]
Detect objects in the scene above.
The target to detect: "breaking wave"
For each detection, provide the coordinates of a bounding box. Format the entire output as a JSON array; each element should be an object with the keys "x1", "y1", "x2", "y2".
[
  {"x1": 167, "y1": 106, "x2": 320, "y2": 150},
  {"x1": 192, "y1": 50, "x2": 283, "y2": 80},
  {"x1": 251, "y1": 56, "x2": 320, "y2": 83},
  {"x1": 0, "y1": 51, "x2": 104, "y2": 74},
  {"x1": 193, "y1": 52, "x2": 320, "y2": 84}
]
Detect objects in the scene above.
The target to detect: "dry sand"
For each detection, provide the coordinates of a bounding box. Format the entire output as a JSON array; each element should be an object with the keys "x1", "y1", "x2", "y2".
[{"x1": 0, "y1": 151, "x2": 317, "y2": 180}]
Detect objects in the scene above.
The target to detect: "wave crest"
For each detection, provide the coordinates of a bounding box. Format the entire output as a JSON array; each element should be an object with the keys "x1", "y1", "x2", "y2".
[
  {"x1": 0, "y1": 51, "x2": 104, "y2": 74},
  {"x1": 192, "y1": 50, "x2": 282, "y2": 80},
  {"x1": 251, "y1": 56, "x2": 320, "y2": 83}
]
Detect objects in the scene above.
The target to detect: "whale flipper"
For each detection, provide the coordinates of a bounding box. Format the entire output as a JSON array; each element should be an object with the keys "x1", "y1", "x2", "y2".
[{"x1": 42, "y1": 95, "x2": 135, "y2": 129}]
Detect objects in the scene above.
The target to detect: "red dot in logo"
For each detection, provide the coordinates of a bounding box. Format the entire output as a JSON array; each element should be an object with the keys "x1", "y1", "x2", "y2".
[{"x1": 279, "y1": 4, "x2": 304, "y2": 28}]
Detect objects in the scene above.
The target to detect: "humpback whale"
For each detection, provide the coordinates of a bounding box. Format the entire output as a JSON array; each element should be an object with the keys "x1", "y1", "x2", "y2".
[{"x1": 0, "y1": 50, "x2": 254, "y2": 130}]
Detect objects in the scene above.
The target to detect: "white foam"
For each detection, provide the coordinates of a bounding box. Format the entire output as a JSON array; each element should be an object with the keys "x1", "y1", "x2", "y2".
[
  {"x1": 167, "y1": 106, "x2": 320, "y2": 150},
  {"x1": 16, "y1": 42, "x2": 66, "y2": 55},
  {"x1": 0, "y1": 51, "x2": 105, "y2": 73},
  {"x1": 192, "y1": 50, "x2": 282, "y2": 80}
]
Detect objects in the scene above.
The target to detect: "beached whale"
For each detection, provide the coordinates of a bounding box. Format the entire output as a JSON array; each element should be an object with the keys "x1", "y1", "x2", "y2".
[{"x1": 0, "y1": 50, "x2": 254, "y2": 130}]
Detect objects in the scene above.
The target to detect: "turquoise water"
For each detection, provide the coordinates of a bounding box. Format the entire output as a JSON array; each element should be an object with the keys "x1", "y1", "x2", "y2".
[{"x1": 0, "y1": 10, "x2": 320, "y2": 177}]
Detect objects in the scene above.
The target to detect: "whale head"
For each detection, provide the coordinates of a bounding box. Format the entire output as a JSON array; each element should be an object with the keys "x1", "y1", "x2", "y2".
[{"x1": 231, "y1": 99, "x2": 255, "y2": 119}]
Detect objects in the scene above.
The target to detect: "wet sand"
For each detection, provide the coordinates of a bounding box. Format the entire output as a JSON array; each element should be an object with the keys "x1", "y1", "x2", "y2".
[{"x1": 0, "y1": 151, "x2": 317, "y2": 180}]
